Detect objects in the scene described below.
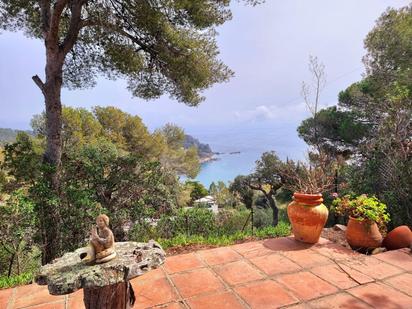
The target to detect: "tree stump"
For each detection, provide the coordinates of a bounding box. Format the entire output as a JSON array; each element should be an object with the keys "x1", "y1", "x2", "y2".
[
  {"x1": 35, "y1": 240, "x2": 165, "y2": 309},
  {"x1": 83, "y1": 282, "x2": 134, "y2": 309}
]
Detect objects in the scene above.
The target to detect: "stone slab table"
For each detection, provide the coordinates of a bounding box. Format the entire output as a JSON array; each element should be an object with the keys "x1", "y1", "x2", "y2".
[{"x1": 35, "y1": 240, "x2": 165, "y2": 309}]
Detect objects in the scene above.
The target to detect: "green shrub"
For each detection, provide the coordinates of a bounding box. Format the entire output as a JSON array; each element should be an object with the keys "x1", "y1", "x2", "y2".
[
  {"x1": 276, "y1": 189, "x2": 293, "y2": 204},
  {"x1": 253, "y1": 221, "x2": 291, "y2": 238},
  {"x1": 253, "y1": 207, "x2": 273, "y2": 228},
  {"x1": 185, "y1": 181, "x2": 208, "y2": 202},
  {"x1": 216, "y1": 209, "x2": 250, "y2": 235},
  {"x1": 129, "y1": 222, "x2": 158, "y2": 242},
  {"x1": 0, "y1": 272, "x2": 33, "y2": 289},
  {"x1": 157, "y1": 208, "x2": 217, "y2": 238},
  {"x1": 158, "y1": 222, "x2": 291, "y2": 250}
]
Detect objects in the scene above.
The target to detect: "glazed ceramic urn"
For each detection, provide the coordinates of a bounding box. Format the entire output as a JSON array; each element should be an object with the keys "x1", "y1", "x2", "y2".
[{"x1": 287, "y1": 193, "x2": 328, "y2": 244}]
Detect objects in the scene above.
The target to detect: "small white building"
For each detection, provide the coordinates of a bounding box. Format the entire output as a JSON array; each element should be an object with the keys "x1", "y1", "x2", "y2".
[{"x1": 193, "y1": 195, "x2": 219, "y2": 214}]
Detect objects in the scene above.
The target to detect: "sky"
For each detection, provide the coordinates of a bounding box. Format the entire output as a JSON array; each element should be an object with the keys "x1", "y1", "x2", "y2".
[{"x1": 0, "y1": 0, "x2": 409, "y2": 155}]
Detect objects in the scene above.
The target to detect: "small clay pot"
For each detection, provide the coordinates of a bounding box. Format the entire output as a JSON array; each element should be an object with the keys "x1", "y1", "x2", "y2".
[
  {"x1": 287, "y1": 192, "x2": 328, "y2": 244},
  {"x1": 382, "y1": 225, "x2": 412, "y2": 250},
  {"x1": 346, "y1": 217, "x2": 382, "y2": 250}
]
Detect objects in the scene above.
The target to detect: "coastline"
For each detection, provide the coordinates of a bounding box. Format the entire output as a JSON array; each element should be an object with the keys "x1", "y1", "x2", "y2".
[
  {"x1": 199, "y1": 154, "x2": 218, "y2": 164},
  {"x1": 199, "y1": 151, "x2": 242, "y2": 164}
]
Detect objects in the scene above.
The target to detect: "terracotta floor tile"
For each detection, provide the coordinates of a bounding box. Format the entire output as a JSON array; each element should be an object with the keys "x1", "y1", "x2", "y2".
[
  {"x1": 214, "y1": 260, "x2": 264, "y2": 286},
  {"x1": 157, "y1": 302, "x2": 185, "y2": 309},
  {"x1": 249, "y1": 253, "x2": 302, "y2": 276},
  {"x1": 132, "y1": 267, "x2": 166, "y2": 284},
  {"x1": 241, "y1": 246, "x2": 278, "y2": 259},
  {"x1": 14, "y1": 284, "x2": 64, "y2": 308},
  {"x1": 263, "y1": 237, "x2": 313, "y2": 252},
  {"x1": 373, "y1": 250, "x2": 412, "y2": 271},
  {"x1": 348, "y1": 282, "x2": 412, "y2": 309},
  {"x1": 281, "y1": 249, "x2": 332, "y2": 268},
  {"x1": 187, "y1": 291, "x2": 245, "y2": 309},
  {"x1": 7, "y1": 241, "x2": 412, "y2": 309},
  {"x1": 26, "y1": 301, "x2": 65, "y2": 309},
  {"x1": 0, "y1": 288, "x2": 13, "y2": 309},
  {"x1": 133, "y1": 277, "x2": 177, "y2": 309},
  {"x1": 235, "y1": 279, "x2": 298, "y2": 308},
  {"x1": 197, "y1": 247, "x2": 242, "y2": 266},
  {"x1": 309, "y1": 292, "x2": 372, "y2": 309},
  {"x1": 285, "y1": 304, "x2": 311, "y2": 309},
  {"x1": 67, "y1": 289, "x2": 85, "y2": 309},
  {"x1": 130, "y1": 268, "x2": 166, "y2": 286},
  {"x1": 385, "y1": 273, "x2": 412, "y2": 296},
  {"x1": 312, "y1": 243, "x2": 360, "y2": 261},
  {"x1": 231, "y1": 241, "x2": 266, "y2": 254},
  {"x1": 277, "y1": 271, "x2": 338, "y2": 301},
  {"x1": 310, "y1": 264, "x2": 360, "y2": 289},
  {"x1": 171, "y1": 268, "x2": 224, "y2": 298},
  {"x1": 164, "y1": 253, "x2": 205, "y2": 274},
  {"x1": 334, "y1": 263, "x2": 374, "y2": 285},
  {"x1": 341, "y1": 256, "x2": 402, "y2": 280}
]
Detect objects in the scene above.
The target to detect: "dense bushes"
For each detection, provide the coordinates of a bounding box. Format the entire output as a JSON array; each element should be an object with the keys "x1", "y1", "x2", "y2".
[
  {"x1": 129, "y1": 206, "x2": 291, "y2": 245},
  {"x1": 0, "y1": 272, "x2": 34, "y2": 289},
  {"x1": 158, "y1": 222, "x2": 291, "y2": 250},
  {"x1": 157, "y1": 208, "x2": 217, "y2": 238},
  {"x1": 253, "y1": 207, "x2": 274, "y2": 228},
  {"x1": 216, "y1": 209, "x2": 250, "y2": 235}
]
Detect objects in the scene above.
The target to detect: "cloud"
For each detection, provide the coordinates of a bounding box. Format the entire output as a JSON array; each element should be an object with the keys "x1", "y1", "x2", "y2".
[{"x1": 234, "y1": 102, "x2": 308, "y2": 123}]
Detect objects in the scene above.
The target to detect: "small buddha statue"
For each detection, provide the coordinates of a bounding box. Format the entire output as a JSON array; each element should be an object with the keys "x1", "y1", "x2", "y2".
[{"x1": 81, "y1": 214, "x2": 117, "y2": 264}]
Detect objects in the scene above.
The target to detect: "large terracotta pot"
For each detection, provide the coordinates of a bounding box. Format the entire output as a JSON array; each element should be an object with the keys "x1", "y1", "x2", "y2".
[
  {"x1": 287, "y1": 193, "x2": 328, "y2": 244},
  {"x1": 346, "y1": 217, "x2": 382, "y2": 250},
  {"x1": 382, "y1": 226, "x2": 412, "y2": 250}
]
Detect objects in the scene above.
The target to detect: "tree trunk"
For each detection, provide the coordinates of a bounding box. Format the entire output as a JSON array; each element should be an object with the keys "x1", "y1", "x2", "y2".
[
  {"x1": 251, "y1": 206, "x2": 254, "y2": 234},
  {"x1": 267, "y1": 194, "x2": 279, "y2": 227},
  {"x1": 83, "y1": 281, "x2": 136, "y2": 309},
  {"x1": 7, "y1": 252, "x2": 15, "y2": 277},
  {"x1": 38, "y1": 49, "x2": 65, "y2": 264},
  {"x1": 16, "y1": 253, "x2": 20, "y2": 275}
]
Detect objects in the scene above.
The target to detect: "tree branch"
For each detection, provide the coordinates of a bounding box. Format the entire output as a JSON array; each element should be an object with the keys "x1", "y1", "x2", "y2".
[
  {"x1": 248, "y1": 183, "x2": 264, "y2": 193},
  {"x1": 49, "y1": 0, "x2": 69, "y2": 43},
  {"x1": 79, "y1": 19, "x2": 151, "y2": 54},
  {"x1": 61, "y1": 0, "x2": 85, "y2": 55},
  {"x1": 40, "y1": 0, "x2": 51, "y2": 37},
  {"x1": 32, "y1": 75, "x2": 45, "y2": 93}
]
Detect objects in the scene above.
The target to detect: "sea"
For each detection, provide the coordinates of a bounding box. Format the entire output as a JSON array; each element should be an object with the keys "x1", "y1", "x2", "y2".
[{"x1": 185, "y1": 125, "x2": 308, "y2": 188}]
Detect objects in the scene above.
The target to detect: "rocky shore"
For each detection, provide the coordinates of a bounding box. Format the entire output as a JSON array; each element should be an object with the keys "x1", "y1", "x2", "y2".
[{"x1": 199, "y1": 154, "x2": 219, "y2": 164}]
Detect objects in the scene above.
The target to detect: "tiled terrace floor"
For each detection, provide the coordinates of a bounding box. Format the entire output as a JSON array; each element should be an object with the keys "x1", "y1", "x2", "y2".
[{"x1": 1, "y1": 236, "x2": 412, "y2": 308}]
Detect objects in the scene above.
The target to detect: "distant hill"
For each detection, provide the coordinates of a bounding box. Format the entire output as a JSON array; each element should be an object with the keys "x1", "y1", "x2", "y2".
[
  {"x1": 184, "y1": 135, "x2": 213, "y2": 159},
  {"x1": 0, "y1": 128, "x2": 33, "y2": 145}
]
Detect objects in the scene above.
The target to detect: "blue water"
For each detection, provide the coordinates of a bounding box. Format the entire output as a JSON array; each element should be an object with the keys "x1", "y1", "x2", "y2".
[{"x1": 186, "y1": 125, "x2": 308, "y2": 188}]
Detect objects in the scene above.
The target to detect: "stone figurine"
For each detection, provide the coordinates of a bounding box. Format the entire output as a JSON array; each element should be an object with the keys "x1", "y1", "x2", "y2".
[{"x1": 81, "y1": 214, "x2": 117, "y2": 264}]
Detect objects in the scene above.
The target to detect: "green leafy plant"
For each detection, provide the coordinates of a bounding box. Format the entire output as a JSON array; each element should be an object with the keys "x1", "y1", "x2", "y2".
[
  {"x1": 216, "y1": 209, "x2": 250, "y2": 234},
  {"x1": 0, "y1": 189, "x2": 36, "y2": 277},
  {"x1": 332, "y1": 194, "x2": 390, "y2": 230},
  {"x1": 158, "y1": 222, "x2": 291, "y2": 250},
  {"x1": 0, "y1": 272, "x2": 33, "y2": 289},
  {"x1": 156, "y1": 208, "x2": 217, "y2": 239}
]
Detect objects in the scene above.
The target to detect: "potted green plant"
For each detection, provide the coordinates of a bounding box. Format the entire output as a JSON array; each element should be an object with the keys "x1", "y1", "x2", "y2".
[
  {"x1": 281, "y1": 152, "x2": 336, "y2": 244},
  {"x1": 332, "y1": 194, "x2": 390, "y2": 250}
]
